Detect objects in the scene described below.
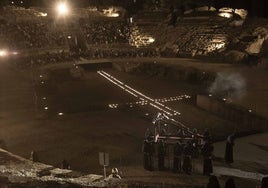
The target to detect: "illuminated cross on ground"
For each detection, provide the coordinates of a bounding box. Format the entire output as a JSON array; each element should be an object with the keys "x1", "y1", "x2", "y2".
[{"x1": 97, "y1": 70, "x2": 192, "y2": 131}]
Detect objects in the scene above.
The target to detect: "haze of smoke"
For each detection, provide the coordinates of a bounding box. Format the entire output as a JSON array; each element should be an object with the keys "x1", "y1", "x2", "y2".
[{"x1": 208, "y1": 72, "x2": 246, "y2": 99}]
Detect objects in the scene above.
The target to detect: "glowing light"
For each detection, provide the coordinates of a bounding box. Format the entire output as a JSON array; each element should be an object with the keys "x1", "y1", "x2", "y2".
[
  {"x1": 248, "y1": 110, "x2": 252, "y2": 113},
  {"x1": 148, "y1": 38, "x2": 155, "y2": 43},
  {"x1": 58, "y1": 112, "x2": 64, "y2": 116},
  {"x1": 103, "y1": 7, "x2": 120, "y2": 17},
  {"x1": 108, "y1": 13, "x2": 119, "y2": 17},
  {"x1": 219, "y1": 7, "x2": 234, "y2": 13},
  {"x1": 40, "y1": 12, "x2": 48, "y2": 17},
  {"x1": 56, "y1": 2, "x2": 69, "y2": 16},
  {"x1": 44, "y1": 107, "x2": 48, "y2": 110},
  {"x1": 42, "y1": 97, "x2": 47, "y2": 100},
  {"x1": 0, "y1": 50, "x2": 8, "y2": 57},
  {"x1": 40, "y1": 75, "x2": 43, "y2": 78},
  {"x1": 108, "y1": 104, "x2": 118, "y2": 109},
  {"x1": 218, "y1": 12, "x2": 232, "y2": 18}
]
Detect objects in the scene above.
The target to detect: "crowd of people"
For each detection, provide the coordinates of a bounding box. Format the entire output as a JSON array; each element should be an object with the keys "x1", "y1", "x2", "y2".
[
  {"x1": 0, "y1": 21, "x2": 66, "y2": 50},
  {"x1": 13, "y1": 51, "x2": 77, "y2": 68},
  {"x1": 80, "y1": 21, "x2": 130, "y2": 45},
  {"x1": 12, "y1": 47, "x2": 158, "y2": 69},
  {"x1": 84, "y1": 47, "x2": 158, "y2": 59}
]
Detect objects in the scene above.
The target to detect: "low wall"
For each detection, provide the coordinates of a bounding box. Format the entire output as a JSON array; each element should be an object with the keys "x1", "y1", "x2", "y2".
[{"x1": 196, "y1": 95, "x2": 268, "y2": 133}]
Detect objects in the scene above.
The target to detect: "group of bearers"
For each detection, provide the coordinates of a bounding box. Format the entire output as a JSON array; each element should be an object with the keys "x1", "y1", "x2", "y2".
[
  {"x1": 142, "y1": 128, "x2": 236, "y2": 176},
  {"x1": 142, "y1": 136, "x2": 214, "y2": 175}
]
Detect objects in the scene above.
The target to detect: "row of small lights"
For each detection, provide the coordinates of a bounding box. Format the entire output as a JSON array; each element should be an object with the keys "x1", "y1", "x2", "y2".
[
  {"x1": 108, "y1": 95, "x2": 191, "y2": 109},
  {"x1": 97, "y1": 70, "x2": 181, "y2": 116},
  {"x1": 154, "y1": 95, "x2": 191, "y2": 103},
  {"x1": 39, "y1": 75, "x2": 64, "y2": 116},
  {"x1": 38, "y1": 72, "x2": 188, "y2": 117},
  {"x1": 11, "y1": 1, "x2": 23, "y2": 4}
]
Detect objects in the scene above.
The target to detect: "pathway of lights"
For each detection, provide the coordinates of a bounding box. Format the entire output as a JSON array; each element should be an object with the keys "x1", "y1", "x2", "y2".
[
  {"x1": 108, "y1": 95, "x2": 192, "y2": 109},
  {"x1": 97, "y1": 70, "x2": 181, "y2": 116},
  {"x1": 129, "y1": 26, "x2": 155, "y2": 48}
]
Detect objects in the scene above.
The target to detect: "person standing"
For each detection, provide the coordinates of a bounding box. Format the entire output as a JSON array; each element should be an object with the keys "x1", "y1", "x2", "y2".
[
  {"x1": 61, "y1": 159, "x2": 70, "y2": 169},
  {"x1": 257, "y1": 176, "x2": 268, "y2": 188},
  {"x1": 142, "y1": 139, "x2": 154, "y2": 171},
  {"x1": 203, "y1": 128, "x2": 211, "y2": 143},
  {"x1": 157, "y1": 139, "x2": 166, "y2": 171},
  {"x1": 144, "y1": 128, "x2": 153, "y2": 141},
  {"x1": 182, "y1": 141, "x2": 193, "y2": 174},
  {"x1": 225, "y1": 177, "x2": 236, "y2": 188},
  {"x1": 225, "y1": 133, "x2": 235, "y2": 164},
  {"x1": 207, "y1": 175, "x2": 221, "y2": 188},
  {"x1": 201, "y1": 141, "x2": 214, "y2": 176},
  {"x1": 173, "y1": 141, "x2": 183, "y2": 173},
  {"x1": 30, "y1": 150, "x2": 39, "y2": 162}
]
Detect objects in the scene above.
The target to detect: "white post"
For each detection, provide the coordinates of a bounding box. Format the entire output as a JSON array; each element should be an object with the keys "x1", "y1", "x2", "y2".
[{"x1": 103, "y1": 165, "x2": 107, "y2": 179}]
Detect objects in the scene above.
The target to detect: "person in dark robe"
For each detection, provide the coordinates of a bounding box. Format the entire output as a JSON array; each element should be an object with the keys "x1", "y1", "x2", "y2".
[
  {"x1": 30, "y1": 150, "x2": 39, "y2": 162},
  {"x1": 203, "y1": 128, "x2": 211, "y2": 143},
  {"x1": 61, "y1": 159, "x2": 70, "y2": 169},
  {"x1": 191, "y1": 136, "x2": 200, "y2": 158},
  {"x1": 142, "y1": 139, "x2": 154, "y2": 170},
  {"x1": 173, "y1": 141, "x2": 183, "y2": 173},
  {"x1": 177, "y1": 128, "x2": 186, "y2": 138},
  {"x1": 144, "y1": 128, "x2": 153, "y2": 141},
  {"x1": 224, "y1": 133, "x2": 235, "y2": 164},
  {"x1": 260, "y1": 176, "x2": 268, "y2": 188},
  {"x1": 201, "y1": 141, "x2": 214, "y2": 176},
  {"x1": 157, "y1": 139, "x2": 166, "y2": 171},
  {"x1": 207, "y1": 175, "x2": 221, "y2": 188},
  {"x1": 182, "y1": 141, "x2": 193, "y2": 174},
  {"x1": 224, "y1": 177, "x2": 236, "y2": 188}
]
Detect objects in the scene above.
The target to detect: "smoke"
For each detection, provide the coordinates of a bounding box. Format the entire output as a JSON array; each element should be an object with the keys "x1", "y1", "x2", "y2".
[{"x1": 208, "y1": 72, "x2": 246, "y2": 100}]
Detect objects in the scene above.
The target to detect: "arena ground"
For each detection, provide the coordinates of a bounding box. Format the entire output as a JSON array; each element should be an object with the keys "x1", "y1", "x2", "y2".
[{"x1": 0, "y1": 57, "x2": 267, "y2": 187}]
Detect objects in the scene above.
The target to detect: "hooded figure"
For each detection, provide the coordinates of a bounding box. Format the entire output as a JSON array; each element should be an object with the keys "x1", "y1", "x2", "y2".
[
  {"x1": 225, "y1": 133, "x2": 235, "y2": 164},
  {"x1": 260, "y1": 176, "x2": 268, "y2": 188},
  {"x1": 182, "y1": 141, "x2": 193, "y2": 174},
  {"x1": 173, "y1": 141, "x2": 183, "y2": 173},
  {"x1": 203, "y1": 128, "x2": 211, "y2": 143},
  {"x1": 145, "y1": 128, "x2": 153, "y2": 141},
  {"x1": 142, "y1": 139, "x2": 154, "y2": 170},
  {"x1": 157, "y1": 139, "x2": 166, "y2": 171},
  {"x1": 201, "y1": 142, "x2": 214, "y2": 176},
  {"x1": 225, "y1": 177, "x2": 236, "y2": 188},
  {"x1": 207, "y1": 175, "x2": 221, "y2": 188}
]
